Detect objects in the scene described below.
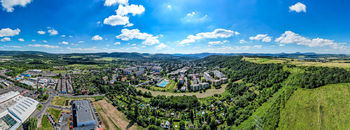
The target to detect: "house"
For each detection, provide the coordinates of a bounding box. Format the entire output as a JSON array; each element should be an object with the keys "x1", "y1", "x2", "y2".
[{"x1": 203, "y1": 72, "x2": 212, "y2": 81}]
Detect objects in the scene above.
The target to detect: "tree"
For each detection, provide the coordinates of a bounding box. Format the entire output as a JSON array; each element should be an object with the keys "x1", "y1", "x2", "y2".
[{"x1": 180, "y1": 120, "x2": 185, "y2": 130}]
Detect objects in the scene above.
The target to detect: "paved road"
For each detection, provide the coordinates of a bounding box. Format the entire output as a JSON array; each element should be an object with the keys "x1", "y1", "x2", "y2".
[{"x1": 58, "y1": 94, "x2": 105, "y2": 97}]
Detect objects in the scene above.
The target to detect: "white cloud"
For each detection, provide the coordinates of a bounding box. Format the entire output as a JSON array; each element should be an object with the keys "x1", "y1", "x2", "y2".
[
  {"x1": 42, "y1": 40, "x2": 47, "y2": 43},
  {"x1": 37, "y1": 30, "x2": 46, "y2": 35},
  {"x1": 78, "y1": 41, "x2": 85, "y2": 43},
  {"x1": 61, "y1": 35, "x2": 66, "y2": 37},
  {"x1": 179, "y1": 29, "x2": 238, "y2": 45},
  {"x1": 0, "y1": 37, "x2": 10, "y2": 42},
  {"x1": 104, "y1": 0, "x2": 128, "y2": 6},
  {"x1": 92, "y1": 35, "x2": 103, "y2": 40},
  {"x1": 249, "y1": 34, "x2": 272, "y2": 42},
  {"x1": 167, "y1": 5, "x2": 172, "y2": 9},
  {"x1": 239, "y1": 40, "x2": 248, "y2": 44},
  {"x1": 289, "y1": 2, "x2": 306, "y2": 13},
  {"x1": 181, "y1": 11, "x2": 209, "y2": 23},
  {"x1": 253, "y1": 45, "x2": 262, "y2": 48},
  {"x1": 131, "y1": 43, "x2": 136, "y2": 46},
  {"x1": 116, "y1": 29, "x2": 160, "y2": 45},
  {"x1": 1, "y1": 0, "x2": 32, "y2": 12},
  {"x1": 208, "y1": 40, "x2": 228, "y2": 45},
  {"x1": 48, "y1": 29, "x2": 58, "y2": 35},
  {"x1": 116, "y1": 4, "x2": 145, "y2": 16},
  {"x1": 0, "y1": 28, "x2": 20, "y2": 37},
  {"x1": 29, "y1": 44, "x2": 60, "y2": 48},
  {"x1": 104, "y1": 4, "x2": 145, "y2": 26},
  {"x1": 59, "y1": 41, "x2": 68, "y2": 45},
  {"x1": 114, "y1": 42, "x2": 121, "y2": 45},
  {"x1": 18, "y1": 38, "x2": 24, "y2": 42},
  {"x1": 103, "y1": 14, "x2": 130, "y2": 26},
  {"x1": 155, "y1": 43, "x2": 167, "y2": 50},
  {"x1": 275, "y1": 31, "x2": 345, "y2": 49}
]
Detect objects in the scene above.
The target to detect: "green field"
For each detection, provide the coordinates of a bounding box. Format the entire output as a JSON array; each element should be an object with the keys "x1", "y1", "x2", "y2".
[
  {"x1": 278, "y1": 83, "x2": 350, "y2": 129},
  {"x1": 38, "y1": 115, "x2": 54, "y2": 130},
  {"x1": 47, "y1": 108, "x2": 62, "y2": 121}
]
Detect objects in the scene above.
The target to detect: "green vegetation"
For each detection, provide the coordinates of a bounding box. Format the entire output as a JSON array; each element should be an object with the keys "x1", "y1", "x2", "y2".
[
  {"x1": 38, "y1": 115, "x2": 54, "y2": 130},
  {"x1": 279, "y1": 83, "x2": 350, "y2": 129},
  {"x1": 24, "y1": 118, "x2": 38, "y2": 130},
  {"x1": 47, "y1": 108, "x2": 61, "y2": 121}
]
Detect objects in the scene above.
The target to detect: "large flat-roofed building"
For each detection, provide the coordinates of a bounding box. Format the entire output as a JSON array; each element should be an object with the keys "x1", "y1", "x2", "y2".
[
  {"x1": 71, "y1": 100, "x2": 98, "y2": 130},
  {"x1": 0, "y1": 91, "x2": 39, "y2": 130}
]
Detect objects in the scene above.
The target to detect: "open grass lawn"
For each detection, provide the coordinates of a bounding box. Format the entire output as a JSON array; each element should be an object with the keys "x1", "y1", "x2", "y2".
[
  {"x1": 47, "y1": 108, "x2": 62, "y2": 121},
  {"x1": 51, "y1": 96, "x2": 97, "y2": 106},
  {"x1": 278, "y1": 83, "x2": 350, "y2": 130},
  {"x1": 38, "y1": 115, "x2": 54, "y2": 130}
]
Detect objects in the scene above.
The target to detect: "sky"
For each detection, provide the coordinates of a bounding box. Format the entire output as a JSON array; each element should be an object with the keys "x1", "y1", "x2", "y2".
[{"x1": 0, "y1": 0, "x2": 350, "y2": 54}]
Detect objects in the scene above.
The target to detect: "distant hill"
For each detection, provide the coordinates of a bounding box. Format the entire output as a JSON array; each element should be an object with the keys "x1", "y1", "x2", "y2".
[{"x1": 0, "y1": 51, "x2": 348, "y2": 59}]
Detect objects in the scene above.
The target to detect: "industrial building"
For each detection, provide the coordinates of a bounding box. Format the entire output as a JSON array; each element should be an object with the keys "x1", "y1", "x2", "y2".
[
  {"x1": 71, "y1": 100, "x2": 100, "y2": 130},
  {"x1": 0, "y1": 91, "x2": 39, "y2": 130}
]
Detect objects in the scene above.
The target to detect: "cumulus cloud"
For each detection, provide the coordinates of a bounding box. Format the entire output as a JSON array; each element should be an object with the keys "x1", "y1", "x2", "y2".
[
  {"x1": 29, "y1": 44, "x2": 60, "y2": 48},
  {"x1": 48, "y1": 29, "x2": 58, "y2": 35},
  {"x1": 275, "y1": 31, "x2": 345, "y2": 49},
  {"x1": 239, "y1": 40, "x2": 248, "y2": 44},
  {"x1": 208, "y1": 40, "x2": 228, "y2": 45},
  {"x1": 114, "y1": 42, "x2": 121, "y2": 45},
  {"x1": 0, "y1": 28, "x2": 20, "y2": 37},
  {"x1": 116, "y1": 29, "x2": 160, "y2": 45},
  {"x1": 103, "y1": 14, "x2": 130, "y2": 26},
  {"x1": 289, "y1": 2, "x2": 306, "y2": 13},
  {"x1": 59, "y1": 41, "x2": 69, "y2": 45},
  {"x1": 104, "y1": 4, "x2": 145, "y2": 27},
  {"x1": 181, "y1": 11, "x2": 209, "y2": 23},
  {"x1": 1, "y1": 0, "x2": 32, "y2": 12},
  {"x1": 92, "y1": 35, "x2": 103, "y2": 40},
  {"x1": 179, "y1": 29, "x2": 238, "y2": 45},
  {"x1": 104, "y1": 0, "x2": 128, "y2": 6},
  {"x1": 155, "y1": 43, "x2": 167, "y2": 50},
  {"x1": 116, "y1": 4, "x2": 145, "y2": 16},
  {"x1": 37, "y1": 30, "x2": 46, "y2": 35},
  {"x1": 249, "y1": 34, "x2": 272, "y2": 42},
  {"x1": 78, "y1": 41, "x2": 85, "y2": 43},
  {"x1": 42, "y1": 40, "x2": 47, "y2": 43},
  {"x1": 18, "y1": 38, "x2": 24, "y2": 42},
  {"x1": 1, "y1": 37, "x2": 10, "y2": 42}
]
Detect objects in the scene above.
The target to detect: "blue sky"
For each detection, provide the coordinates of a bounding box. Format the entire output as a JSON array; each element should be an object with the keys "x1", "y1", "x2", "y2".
[{"x1": 0, "y1": 0, "x2": 350, "y2": 54}]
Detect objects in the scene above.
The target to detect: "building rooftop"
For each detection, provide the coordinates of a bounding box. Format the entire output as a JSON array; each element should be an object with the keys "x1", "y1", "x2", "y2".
[{"x1": 72, "y1": 100, "x2": 96, "y2": 128}]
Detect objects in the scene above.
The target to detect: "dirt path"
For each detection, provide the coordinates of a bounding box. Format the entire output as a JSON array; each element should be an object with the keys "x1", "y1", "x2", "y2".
[
  {"x1": 136, "y1": 84, "x2": 228, "y2": 98},
  {"x1": 95, "y1": 100, "x2": 138, "y2": 130}
]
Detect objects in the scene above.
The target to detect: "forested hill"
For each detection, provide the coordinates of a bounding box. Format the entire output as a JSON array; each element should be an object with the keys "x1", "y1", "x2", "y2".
[{"x1": 197, "y1": 55, "x2": 350, "y2": 129}]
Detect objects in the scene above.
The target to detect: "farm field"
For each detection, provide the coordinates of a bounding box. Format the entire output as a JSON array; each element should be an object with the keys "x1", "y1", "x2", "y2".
[
  {"x1": 244, "y1": 57, "x2": 350, "y2": 69},
  {"x1": 278, "y1": 83, "x2": 350, "y2": 129},
  {"x1": 94, "y1": 100, "x2": 138, "y2": 130}
]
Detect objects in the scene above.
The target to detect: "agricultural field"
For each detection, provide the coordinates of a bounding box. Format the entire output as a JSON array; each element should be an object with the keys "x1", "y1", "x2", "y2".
[
  {"x1": 244, "y1": 57, "x2": 350, "y2": 69},
  {"x1": 279, "y1": 83, "x2": 350, "y2": 129},
  {"x1": 94, "y1": 100, "x2": 138, "y2": 130}
]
